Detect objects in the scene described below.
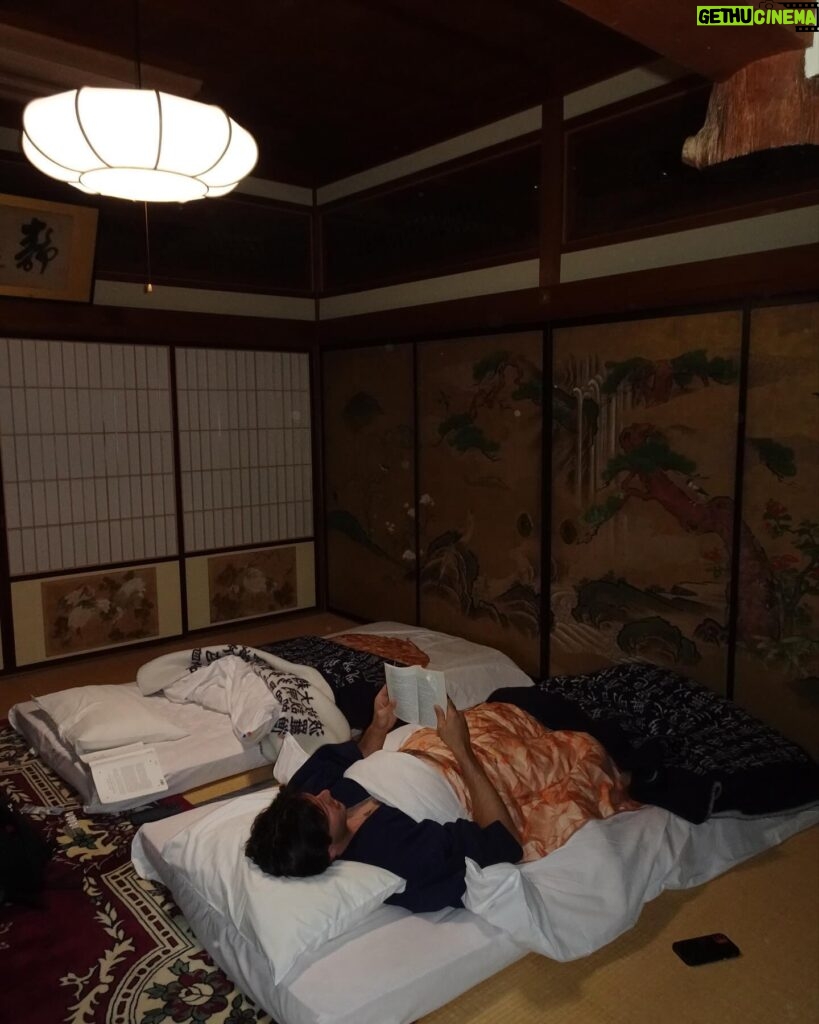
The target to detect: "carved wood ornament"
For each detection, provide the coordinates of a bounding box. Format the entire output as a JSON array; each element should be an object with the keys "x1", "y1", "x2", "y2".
[
  {"x1": 559, "y1": 0, "x2": 817, "y2": 169},
  {"x1": 683, "y1": 49, "x2": 819, "y2": 168}
]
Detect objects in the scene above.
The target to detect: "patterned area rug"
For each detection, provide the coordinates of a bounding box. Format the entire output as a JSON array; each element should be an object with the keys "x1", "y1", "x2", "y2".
[{"x1": 0, "y1": 723, "x2": 273, "y2": 1024}]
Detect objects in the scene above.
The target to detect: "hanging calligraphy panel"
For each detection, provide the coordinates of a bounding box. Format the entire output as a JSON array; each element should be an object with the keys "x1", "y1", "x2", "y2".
[{"x1": 0, "y1": 192, "x2": 97, "y2": 302}]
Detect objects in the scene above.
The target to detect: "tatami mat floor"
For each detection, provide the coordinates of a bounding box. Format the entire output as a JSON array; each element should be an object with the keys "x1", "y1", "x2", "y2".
[{"x1": 420, "y1": 825, "x2": 819, "y2": 1024}]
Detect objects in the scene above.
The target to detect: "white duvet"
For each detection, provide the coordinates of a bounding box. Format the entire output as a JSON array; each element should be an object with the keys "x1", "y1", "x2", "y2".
[
  {"x1": 133, "y1": 742, "x2": 819, "y2": 1024},
  {"x1": 344, "y1": 741, "x2": 819, "y2": 961}
]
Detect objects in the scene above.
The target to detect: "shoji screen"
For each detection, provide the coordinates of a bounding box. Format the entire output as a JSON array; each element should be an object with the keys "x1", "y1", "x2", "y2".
[
  {"x1": 177, "y1": 347, "x2": 315, "y2": 630},
  {"x1": 1, "y1": 338, "x2": 181, "y2": 664},
  {"x1": 0, "y1": 339, "x2": 316, "y2": 668}
]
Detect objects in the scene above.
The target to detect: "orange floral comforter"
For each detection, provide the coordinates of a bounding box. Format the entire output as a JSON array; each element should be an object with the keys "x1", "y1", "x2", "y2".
[
  {"x1": 400, "y1": 702, "x2": 639, "y2": 862},
  {"x1": 331, "y1": 633, "x2": 430, "y2": 667}
]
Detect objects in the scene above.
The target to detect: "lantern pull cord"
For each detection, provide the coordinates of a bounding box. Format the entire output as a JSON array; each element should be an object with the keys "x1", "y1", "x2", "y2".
[{"x1": 143, "y1": 201, "x2": 153, "y2": 294}]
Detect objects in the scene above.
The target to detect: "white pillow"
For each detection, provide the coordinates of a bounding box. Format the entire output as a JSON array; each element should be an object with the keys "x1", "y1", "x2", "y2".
[
  {"x1": 272, "y1": 738, "x2": 468, "y2": 820},
  {"x1": 344, "y1": 748, "x2": 467, "y2": 824},
  {"x1": 35, "y1": 684, "x2": 189, "y2": 754},
  {"x1": 328, "y1": 621, "x2": 533, "y2": 708},
  {"x1": 160, "y1": 790, "x2": 405, "y2": 983}
]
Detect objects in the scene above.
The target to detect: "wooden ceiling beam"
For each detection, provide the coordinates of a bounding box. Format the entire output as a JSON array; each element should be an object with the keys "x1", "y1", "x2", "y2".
[
  {"x1": 559, "y1": 0, "x2": 807, "y2": 80},
  {"x1": 0, "y1": 23, "x2": 202, "y2": 105}
]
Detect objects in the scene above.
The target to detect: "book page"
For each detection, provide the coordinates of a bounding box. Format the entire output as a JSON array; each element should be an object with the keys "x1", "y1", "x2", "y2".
[
  {"x1": 79, "y1": 742, "x2": 149, "y2": 764},
  {"x1": 384, "y1": 664, "x2": 447, "y2": 727},
  {"x1": 86, "y1": 744, "x2": 168, "y2": 804},
  {"x1": 415, "y1": 669, "x2": 447, "y2": 729},
  {"x1": 384, "y1": 664, "x2": 421, "y2": 724}
]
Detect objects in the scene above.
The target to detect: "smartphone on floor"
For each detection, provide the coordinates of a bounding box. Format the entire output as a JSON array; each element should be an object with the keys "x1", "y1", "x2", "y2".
[{"x1": 672, "y1": 933, "x2": 741, "y2": 966}]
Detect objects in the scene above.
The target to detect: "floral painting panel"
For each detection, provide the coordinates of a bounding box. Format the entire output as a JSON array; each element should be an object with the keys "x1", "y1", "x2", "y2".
[
  {"x1": 208, "y1": 546, "x2": 297, "y2": 624},
  {"x1": 323, "y1": 343, "x2": 416, "y2": 623},
  {"x1": 418, "y1": 332, "x2": 542, "y2": 675},
  {"x1": 550, "y1": 311, "x2": 743, "y2": 693},
  {"x1": 735, "y1": 302, "x2": 819, "y2": 757},
  {"x1": 42, "y1": 568, "x2": 158, "y2": 657}
]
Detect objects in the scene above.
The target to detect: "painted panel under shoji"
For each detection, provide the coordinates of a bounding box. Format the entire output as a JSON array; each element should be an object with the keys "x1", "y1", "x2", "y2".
[
  {"x1": 0, "y1": 338, "x2": 178, "y2": 576},
  {"x1": 186, "y1": 541, "x2": 315, "y2": 630},
  {"x1": 175, "y1": 348, "x2": 313, "y2": 554},
  {"x1": 11, "y1": 561, "x2": 182, "y2": 665}
]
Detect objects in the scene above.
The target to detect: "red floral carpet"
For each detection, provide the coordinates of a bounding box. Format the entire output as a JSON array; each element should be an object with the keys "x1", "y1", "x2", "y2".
[{"x1": 0, "y1": 723, "x2": 273, "y2": 1024}]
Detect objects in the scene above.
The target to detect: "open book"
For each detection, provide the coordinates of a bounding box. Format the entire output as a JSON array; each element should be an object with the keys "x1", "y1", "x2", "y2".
[
  {"x1": 80, "y1": 743, "x2": 168, "y2": 804},
  {"x1": 384, "y1": 664, "x2": 447, "y2": 728}
]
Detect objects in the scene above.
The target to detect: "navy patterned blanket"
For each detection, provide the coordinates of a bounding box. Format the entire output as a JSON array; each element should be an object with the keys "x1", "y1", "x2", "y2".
[{"x1": 536, "y1": 663, "x2": 819, "y2": 823}]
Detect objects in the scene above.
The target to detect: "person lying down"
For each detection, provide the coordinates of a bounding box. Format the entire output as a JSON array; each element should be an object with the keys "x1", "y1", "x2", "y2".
[{"x1": 245, "y1": 685, "x2": 638, "y2": 913}]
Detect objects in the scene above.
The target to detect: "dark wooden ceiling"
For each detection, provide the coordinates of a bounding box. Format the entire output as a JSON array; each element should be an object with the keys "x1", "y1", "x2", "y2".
[{"x1": 0, "y1": 0, "x2": 655, "y2": 187}]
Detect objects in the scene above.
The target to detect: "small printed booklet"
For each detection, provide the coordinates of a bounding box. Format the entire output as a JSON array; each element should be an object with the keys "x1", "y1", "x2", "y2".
[
  {"x1": 80, "y1": 743, "x2": 168, "y2": 804},
  {"x1": 384, "y1": 664, "x2": 447, "y2": 728}
]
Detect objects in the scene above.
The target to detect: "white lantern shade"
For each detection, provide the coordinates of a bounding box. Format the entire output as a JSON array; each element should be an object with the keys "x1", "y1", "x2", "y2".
[
  {"x1": 199, "y1": 122, "x2": 259, "y2": 188},
  {"x1": 78, "y1": 89, "x2": 162, "y2": 169},
  {"x1": 22, "y1": 88, "x2": 258, "y2": 202},
  {"x1": 154, "y1": 92, "x2": 232, "y2": 175}
]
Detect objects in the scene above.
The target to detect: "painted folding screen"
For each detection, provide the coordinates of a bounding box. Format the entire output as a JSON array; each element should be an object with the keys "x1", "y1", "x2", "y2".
[
  {"x1": 734, "y1": 302, "x2": 819, "y2": 758},
  {"x1": 323, "y1": 343, "x2": 416, "y2": 624},
  {"x1": 417, "y1": 332, "x2": 542, "y2": 676},
  {"x1": 550, "y1": 311, "x2": 743, "y2": 694}
]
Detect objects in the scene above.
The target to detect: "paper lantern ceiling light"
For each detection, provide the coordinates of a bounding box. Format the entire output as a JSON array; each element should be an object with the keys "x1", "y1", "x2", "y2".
[{"x1": 22, "y1": 87, "x2": 258, "y2": 202}]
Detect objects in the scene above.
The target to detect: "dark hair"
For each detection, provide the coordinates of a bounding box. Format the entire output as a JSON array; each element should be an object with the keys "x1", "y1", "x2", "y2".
[{"x1": 245, "y1": 785, "x2": 331, "y2": 877}]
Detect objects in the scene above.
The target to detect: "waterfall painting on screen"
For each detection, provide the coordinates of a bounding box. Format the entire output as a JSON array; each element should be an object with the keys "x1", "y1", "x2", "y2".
[{"x1": 550, "y1": 311, "x2": 743, "y2": 695}]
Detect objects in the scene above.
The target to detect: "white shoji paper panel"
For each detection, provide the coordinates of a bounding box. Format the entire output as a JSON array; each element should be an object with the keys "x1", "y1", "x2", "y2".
[
  {"x1": 0, "y1": 338, "x2": 177, "y2": 576},
  {"x1": 176, "y1": 348, "x2": 313, "y2": 552}
]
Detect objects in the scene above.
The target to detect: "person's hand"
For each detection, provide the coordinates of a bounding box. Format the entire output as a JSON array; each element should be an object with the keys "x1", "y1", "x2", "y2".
[
  {"x1": 371, "y1": 684, "x2": 397, "y2": 733},
  {"x1": 434, "y1": 698, "x2": 471, "y2": 758}
]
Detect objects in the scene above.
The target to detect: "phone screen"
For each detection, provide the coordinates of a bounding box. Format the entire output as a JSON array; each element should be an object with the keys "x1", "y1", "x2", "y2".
[{"x1": 672, "y1": 933, "x2": 741, "y2": 966}]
